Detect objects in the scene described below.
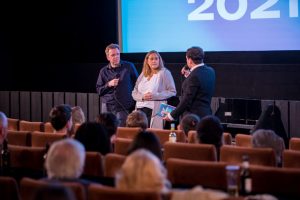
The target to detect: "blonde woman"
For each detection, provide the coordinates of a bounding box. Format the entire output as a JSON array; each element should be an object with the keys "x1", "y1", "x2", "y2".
[
  {"x1": 132, "y1": 50, "x2": 176, "y2": 129},
  {"x1": 116, "y1": 149, "x2": 170, "y2": 193}
]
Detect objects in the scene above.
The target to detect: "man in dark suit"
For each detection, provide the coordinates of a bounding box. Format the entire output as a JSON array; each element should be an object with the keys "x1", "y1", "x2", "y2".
[{"x1": 164, "y1": 46, "x2": 215, "y2": 121}]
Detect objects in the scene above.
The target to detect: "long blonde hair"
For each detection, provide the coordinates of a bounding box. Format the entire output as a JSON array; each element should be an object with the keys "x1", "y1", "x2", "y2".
[
  {"x1": 142, "y1": 50, "x2": 164, "y2": 78},
  {"x1": 116, "y1": 149, "x2": 170, "y2": 192}
]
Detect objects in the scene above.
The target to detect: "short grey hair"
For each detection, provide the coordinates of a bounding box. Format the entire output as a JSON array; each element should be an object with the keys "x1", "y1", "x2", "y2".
[
  {"x1": 45, "y1": 138, "x2": 86, "y2": 179},
  {"x1": 0, "y1": 112, "x2": 8, "y2": 128}
]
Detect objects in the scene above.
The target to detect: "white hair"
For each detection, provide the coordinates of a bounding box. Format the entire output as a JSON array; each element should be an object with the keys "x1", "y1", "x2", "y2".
[
  {"x1": 45, "y1": 138, "x2": 85, "y2": 179},
  {"x1": 0, "y1": 112, "x2": 8, "y2": 128}
]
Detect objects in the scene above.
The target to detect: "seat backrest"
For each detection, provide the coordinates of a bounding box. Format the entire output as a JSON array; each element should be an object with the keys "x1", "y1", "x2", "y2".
[
  {"x1": 7, "y1": 130, "x2": 32, "y2": 146},
  {"x1": 0, "y1": 176, "x2": 20, "y2": 200},
  {"x1": 289, "y1": 137, "x2": 300, "y2": 151},
  {"x1": 147, "y1": 128, "x2": 186, "y2": 145},
  {"x1": 31, "y1": 131, "x2": 66, "y2": 147},
  {"x1": 223, "y1": 132, "x2": 232, "y2": 145},
  {"x1": 163, "y1": 142, "x2": 217, "y2": 162},
  {"x1": 20, "y1": 177, "x2": 86, "y2": 200},
  {"x1": 283, "y1": 149, "x2": 300, "y2": 168},
  {"x1": 83, "y1": 152, "x2": 104, "y2": 177},
  {"x1": 44, "y1": 122, "x2": 55, "y2": 133},
  {"x1": 88, "y1": 184, "x2": 161, "y2": 200},
  {"x1": 8, "y1": 118, "x2": 19, "y2": 131},
  {"x1": 19, "y1": 120, "x2": 44, "y2": 132},
  {"x1": 188, "y1": 131, "x2": 232, "y2": 145},
  {"x1": 114, "y1": 138, "x2": 132, "y2": 155},
  {"x1": 220, "y1": 145, "x2": 276, "y2": 167},
  {"x1": 104, "y1": 153, "x2": 126, "y2": 178},
  {"x1": 250, "y1": 165, "x2": 300, "y2": 198},
  {"x1": 116, "y1": 127, "x2": 142, "y2": 139},
  {"x1": 9, "y1": 145, "x2": 46, "y2": 170},
  {"x1": 235, "y1": 134, "x2": 252, "y2": 147},
  {"x1": 166, "y1": 158, "x2": 227, "y2": 190}
]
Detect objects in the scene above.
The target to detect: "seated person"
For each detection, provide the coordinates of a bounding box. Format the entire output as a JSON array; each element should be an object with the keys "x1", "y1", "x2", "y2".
[
  {"x1": 252, "y1": 129, "x2": 285, "y2": 166},
  {"x1": 178, "y1": 113, "x2": 200, "y2": 136},
  {"x1": 72, "y1": 106, "x2": 86, "y2": 125},
  {"x1": 33, "y1": 184, "x2": 76, "y2": 200},
  {"x1": 74, "y1": 122, "x2": 111, "y2": 155},
  {"x1": 49, "y1": 104, "x2": 73, "y2": 136},
  {"x1": 0, "y1": 111, "x2": 8, "y2": 150},
  {"x1": 96, "y1": 112, "x2": 119, "y2": 144},
  {"x1": 126, "y1": 110, "x2": 148, "y2": 130},
  {"x1": 44, "y1": 138, "x2": 91, "y2": 188},
  {"x1": 116, "y1": 149, "x2": 170, "y2": 193},
  {"x1": 127, "y1": 131, "x2": 162, "y2": 160},
  {"x1": 196, "y1": 115, "x2": 223, "y2": 159}
]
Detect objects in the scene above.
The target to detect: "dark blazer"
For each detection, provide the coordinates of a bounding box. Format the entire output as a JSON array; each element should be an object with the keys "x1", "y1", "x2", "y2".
[{"x1": 170, "y1": 64, "x2": 215, "y2": 119}]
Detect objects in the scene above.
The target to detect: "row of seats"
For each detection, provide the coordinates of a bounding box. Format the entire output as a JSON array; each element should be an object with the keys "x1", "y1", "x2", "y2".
[{"x1": 2, "y1": 162, "x2": 300, "y2": 200}]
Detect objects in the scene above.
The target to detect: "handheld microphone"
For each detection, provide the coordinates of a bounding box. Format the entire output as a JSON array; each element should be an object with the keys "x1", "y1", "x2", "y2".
[{"x1": 183, "y1": 64, "x2": 189, "y2": 70}]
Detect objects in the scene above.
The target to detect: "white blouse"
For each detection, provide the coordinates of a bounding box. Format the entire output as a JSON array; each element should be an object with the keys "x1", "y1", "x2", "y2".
[{"x1": 136, "y1": 73, "x2": 159, "y2": 109}]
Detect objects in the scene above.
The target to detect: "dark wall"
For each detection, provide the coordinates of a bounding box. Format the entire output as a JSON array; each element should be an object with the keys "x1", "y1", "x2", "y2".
[{"x1": 1, "y1": 0, "x2": 300, "y2": 100}]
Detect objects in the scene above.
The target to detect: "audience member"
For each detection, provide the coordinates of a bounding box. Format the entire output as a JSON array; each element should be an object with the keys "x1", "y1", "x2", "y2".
[
  {"x1": 0, "y1": 111, "x2": 8, "y2": 149},
  {"x1": 251, "y1": 104, "x2": 289, "y2": 148},
  {"x1": 179, "y1": 113, "x2": 200, "y2": 136},
  {"x1": 72, "y1": 106, "x2": 86, "y2": 125},
  {"x1": 44, "y1": 138, "x2": 88, "y2": 185},
  {"x1": 252, "y1": 129, "x2": 285, "y2": 166},
  {"x1": 127, "y1": 131, "x2": 162, "y2": 160},
  {"x1": 116, "y1": 149, "x2": 170, "y2": 193},
  {"x1": 132, "y1": 50, "x2": 176, "y2": 128},
  {"x1": 74, "y1": 122, "x2": 111, "y2": 155},
  {"x1": 196, "y1": 115, "x2": 223, "y2": 158},
  {"x1": 33, "y1": 185, "x2": 76, "y2": 200},
  {"x1": 49, "y1": 104, "x2": 73, "y2": 136},
  {"x1": 125, "y1": 110, "x2": 148, "y2": 130},
  {"x1": 96, "y1": 112, "x2": 119, "y2": 144}
]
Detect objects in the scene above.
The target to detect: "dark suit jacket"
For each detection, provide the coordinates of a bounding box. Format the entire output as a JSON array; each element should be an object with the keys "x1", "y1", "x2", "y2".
[{"x1": 171, "y1": 64, "x2": 215, "y2": 119}]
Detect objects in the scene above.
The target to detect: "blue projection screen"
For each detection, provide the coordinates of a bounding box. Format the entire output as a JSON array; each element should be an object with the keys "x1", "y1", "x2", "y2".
[{"x1": 119, "y1": 0, "x2": 300, "y2": 53}]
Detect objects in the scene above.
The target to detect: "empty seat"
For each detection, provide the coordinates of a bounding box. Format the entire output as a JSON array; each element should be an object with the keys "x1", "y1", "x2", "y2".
[
  {"x1": 31, "y1": 131, "x2": 66, "y2": 147},
  {"x1": 83, "y1": 152, "x2": 104, "y2": 177},
  {"x1": 7, "y1": 130, "x2": 31, "y2": 146},
  {"x1": 220, "y1": 145, "x2": 276, "y2": 167},
  {"x1": 114, "y1": 138, "x2": 132, "y2": 155},
  {"x1": 223, "y1": 132, "x2": 232, "y2": 145},
  {"x1": 235, "y1": 134, "x2": 252, "y2": 147},
  {"x1": 116, "y1": 127, "x2": 142, "y2": 139},
  {"x1": 166, "y1": 158, "x2": 227, "y2": 190},
  {"x1": 0, "y1": 176, "x2": 20, "y2": 200},
  {"x1": 8, "y1": 118, "x2": 19, "y2": 131},
  {"x1": 104, "y1": 153, "x2": 126, "y2": 178},
  {"x1": 163, "y1": 142, "x2": 217, "y2": 162},
  {"x1": 283, "y1": 149, "x2": 300, "y2": 168},
  {"x1": 19, "y1": 120, "x2": 44, "y2": 132},
  {"x1": 147, "y1": 128, "x2": 186, "y2": 144},
  {"x1": 289, "y1": 137, "x2": 300, "y2": 151},
  {"x1": 88, "y1": 184, "x2": 161, "y2": 200}
]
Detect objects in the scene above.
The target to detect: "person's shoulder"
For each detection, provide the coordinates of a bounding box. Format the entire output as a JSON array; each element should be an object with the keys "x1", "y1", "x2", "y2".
[{"x1": 99, "y1": 64, "x2": 110, "y2": 72}]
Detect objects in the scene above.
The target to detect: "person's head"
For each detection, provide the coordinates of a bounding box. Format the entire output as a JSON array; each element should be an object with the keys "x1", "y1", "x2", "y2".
[
  {"x1": 34, "y1": 185, "x2": 76, "y2": 200},
  {"x1": 126, "y1": 110, "x2": 148, "y2": 130},
  {"x1": 96, "y1": 112, "x2": 119, "y2": 142},
  {"x1": 45, "y1": 138, "x2": 85, "y2": 179},
  {"x1": 252, "y1": 104, "x2": 288, "y2": 147},
  {"x1": 252, "y1": 129, "x2": 285, "y2": 166},
  {"x1": 75, "y1": 122, "x2": 111, "y2": 155},
  {"x1": 127, "y1": 131, "x2": 162, "y2": 160},
  {"x1": 179, "y1": 114, "x2": 200, "y2": 136},
  {"x1": 71, "y1": 106, "x2": 85, "y2": 125},
  {"x1": 0, "y1": 112, "x2": 8, "y2": 144},
  {"x1": 116, "y1": 149, "x2": 170, "y2": 192},
  {"x1": 186, "y1": 46, "x2": 204, "y2": 67},
  {"x1": 197, "y1": 115, "x2": 223, "y2": 150},
  {"x1": 49, "y1": 104, "x2": 73, "y2": 133},
  {"x1": 105, "y1": 43, "x2": 120, "y2": 68},
  {"x1": 142, "y1": 50, "x2": 164, "y2": 77}
]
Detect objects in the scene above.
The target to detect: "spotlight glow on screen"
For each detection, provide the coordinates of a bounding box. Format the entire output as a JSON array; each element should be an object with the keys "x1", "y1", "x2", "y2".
[{"x1": 119, "y1": 0, "x2": 300, "y2": 53}]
